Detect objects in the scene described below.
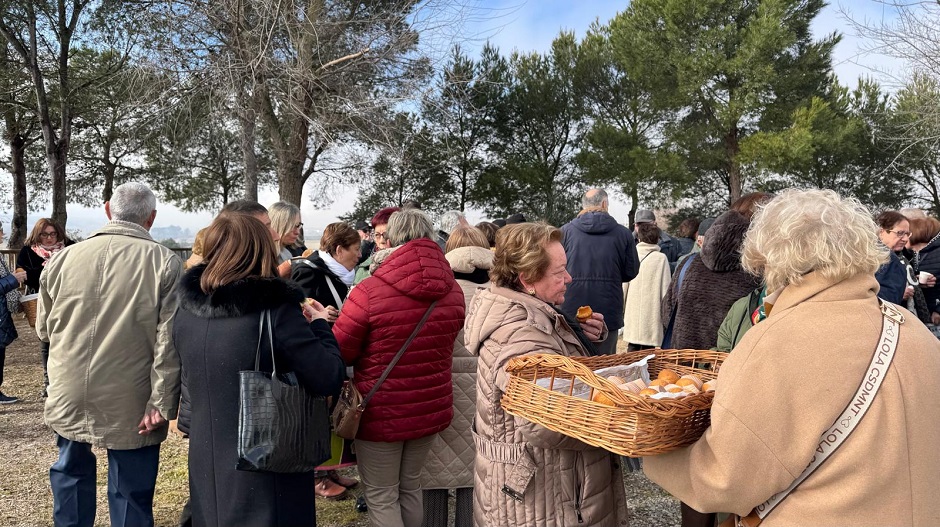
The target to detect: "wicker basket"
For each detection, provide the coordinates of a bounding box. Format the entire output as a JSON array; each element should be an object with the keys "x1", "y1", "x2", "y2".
[
  {"x1": 500, "y1": 349, "x2": 728, "y2": 457},
  {"x1": 20, "y1": 293, "x2": 39, "y2": 328}
]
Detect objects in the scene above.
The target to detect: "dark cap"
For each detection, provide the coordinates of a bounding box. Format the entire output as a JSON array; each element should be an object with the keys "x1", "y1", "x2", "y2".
[
  {"x1": 505, "y1": 213, "x2": 527, "y2": 224},
  {"x1": 698, "y1": 217, "x2": 715, "y2": 236},
  {"x1": 492, "y1": 219, "x2": 507, "y2": 228},
  {"x1": 635, "y1": 209, "x2": 656, "y2": 223},
  {"x1": 354, "y1": 220, "x2": 370, "y2": 232}
]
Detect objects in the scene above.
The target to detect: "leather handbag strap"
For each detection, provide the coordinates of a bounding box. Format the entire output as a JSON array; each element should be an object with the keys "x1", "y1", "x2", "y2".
[
  {"x1": 736, "y1": 300, "x2": 905, "y2": 527},
  {"x1": 252, "y1": 309, "x2": 276, "y2": 374},
  {"x1": 359, "y1": 300, "x2": 438, "y2": 409}
]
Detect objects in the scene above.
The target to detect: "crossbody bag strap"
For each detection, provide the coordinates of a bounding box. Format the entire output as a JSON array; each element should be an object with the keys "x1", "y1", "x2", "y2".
[
  {"x1": 293, "y1": 256, "x2": 345, "y2": 308},
  {"x1": 324, "y1": 277, "x2": 344, "y2": 309},
  {"x1": 359, "y1": 300, "x2": 438, "y2": 408},
  {"x1": 738, "y1": 300, "x2": 905, "y2": 527}
]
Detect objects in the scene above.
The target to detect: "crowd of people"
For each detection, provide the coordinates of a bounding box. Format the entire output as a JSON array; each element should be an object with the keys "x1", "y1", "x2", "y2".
[{"x1": 1, "y1": 181, "x2": 938, "y2": 527}]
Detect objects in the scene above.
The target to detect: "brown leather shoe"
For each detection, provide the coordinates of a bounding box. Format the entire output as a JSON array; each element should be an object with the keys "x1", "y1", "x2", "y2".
[
  {"x1": 327, "y1": 470, "x2": 359, "y2": 489},
  {"x1": 314, "y1": 477, "x2": 349, "y2": 500}
]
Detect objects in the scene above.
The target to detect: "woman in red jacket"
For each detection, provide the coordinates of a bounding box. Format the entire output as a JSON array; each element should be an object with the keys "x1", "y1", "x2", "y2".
[{"x1": 332, "y1": 208, "x2": 465, "y2": 527}]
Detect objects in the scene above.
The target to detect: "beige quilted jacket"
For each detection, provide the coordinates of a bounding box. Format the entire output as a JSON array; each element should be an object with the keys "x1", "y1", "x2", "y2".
[
  {"x1": 420, "y1": 246, "x2": 493, "y2": 490},
  {"x1": 465, "y1": 285, "x2": 629, "y2": 527}
]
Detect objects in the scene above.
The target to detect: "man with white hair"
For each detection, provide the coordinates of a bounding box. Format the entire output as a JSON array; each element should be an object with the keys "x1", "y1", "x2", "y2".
[
  {"x1": 436, "y1": 210, "x2": 468, "y2": 251},
  {"x1": 560, "y1": 188, "x2": 639, "y2": 355},
  {"x1": 37, "y1": 182, "x2": 183, "y2": 527}
]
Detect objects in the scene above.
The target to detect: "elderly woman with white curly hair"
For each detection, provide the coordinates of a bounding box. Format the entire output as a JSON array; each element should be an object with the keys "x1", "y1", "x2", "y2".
[{"x1": 643, "y1": 189, "x2": 940, "y2": 527}]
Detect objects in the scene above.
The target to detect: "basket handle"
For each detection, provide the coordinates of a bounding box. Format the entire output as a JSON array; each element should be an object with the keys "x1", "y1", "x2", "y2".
[{"x1": 505, "y1": 353, "x2": 639, "y2": 405}]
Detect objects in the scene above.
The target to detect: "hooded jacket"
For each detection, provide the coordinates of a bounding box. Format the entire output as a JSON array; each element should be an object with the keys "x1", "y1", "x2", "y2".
[
  {"x1": 645, "y1": 273, "x2": 940, "y2": 526},
  {"x1": 332, "y1": 238, "x2": 465, "y2": 442},
  {"x1": 661, "y1": 210, "x2": 761, "y2": 350},
  {"x1": 421, "y1": 245, "x2": 493, "y2": 490},
  {"x1": 560, "y1": 211, "x2": 639, "y2": 332},
  {"x1": 465, "y1": 285, "x2": 629, "y2": 526}
]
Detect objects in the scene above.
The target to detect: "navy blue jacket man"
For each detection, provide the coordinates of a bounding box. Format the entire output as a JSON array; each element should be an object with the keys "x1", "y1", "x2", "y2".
[{"x1": 560, "y1": 189, "x2": 640, "y2": 355}]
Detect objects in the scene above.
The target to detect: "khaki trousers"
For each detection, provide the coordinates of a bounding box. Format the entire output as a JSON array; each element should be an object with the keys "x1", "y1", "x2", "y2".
[{"x1": 355, "y1": 434, "x2": 437, "y2": 527}]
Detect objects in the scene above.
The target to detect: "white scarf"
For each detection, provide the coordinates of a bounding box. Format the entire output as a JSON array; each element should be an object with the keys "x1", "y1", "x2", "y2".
[{"x1": 320, "y1": 251, "x2": 356, "y2": 286}]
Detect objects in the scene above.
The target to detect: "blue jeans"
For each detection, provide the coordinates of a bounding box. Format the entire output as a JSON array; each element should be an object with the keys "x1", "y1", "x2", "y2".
[{"x1": 50, "y1": 435, "x2": 160, "y2": 527}]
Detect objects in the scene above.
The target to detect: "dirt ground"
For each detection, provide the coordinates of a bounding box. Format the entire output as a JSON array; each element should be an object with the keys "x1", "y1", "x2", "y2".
[{"x1": 0, "y1": 316, "x2": 678, "y2": 527}]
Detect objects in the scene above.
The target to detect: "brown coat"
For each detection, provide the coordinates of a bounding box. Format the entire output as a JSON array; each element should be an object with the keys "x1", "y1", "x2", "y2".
[
  {"x1": 644, "y1": 272, "x2": 940, "y2": 526},
  {"x1": 465, "y1": 285, "x2": 629, "y2": 527}
]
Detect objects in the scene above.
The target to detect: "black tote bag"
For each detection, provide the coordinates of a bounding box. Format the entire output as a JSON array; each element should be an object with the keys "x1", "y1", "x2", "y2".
[{"x1": 236, "y1": 309, "x2": 331, "y2": 473}]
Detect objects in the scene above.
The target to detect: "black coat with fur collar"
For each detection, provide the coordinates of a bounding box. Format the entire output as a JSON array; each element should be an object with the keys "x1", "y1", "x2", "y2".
[{"x1": 173, "y1": 266, "x2": 345, "y2": 527}]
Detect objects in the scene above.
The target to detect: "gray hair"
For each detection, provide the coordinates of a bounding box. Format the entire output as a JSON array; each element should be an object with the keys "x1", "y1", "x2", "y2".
[
  {"x1": 438, "y1": 210, "x2": 465, "y2": 235},
  {"x1": 582, "y1": 188, "x2": 608, "y2": 209},
  {"x1": 110, "y1": 182, "x2": 157, "y2": 226},
  {"x1": 268, "y1": 201, "x2": 300, "y2": 247},
  {"x1": 388, "y1": 208, "x2": 435, "y2": 246}
]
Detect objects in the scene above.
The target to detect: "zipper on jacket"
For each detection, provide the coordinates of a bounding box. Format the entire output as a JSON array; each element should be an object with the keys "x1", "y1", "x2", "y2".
[{"x1": 574, "y1": 451, "x2": 584, "y2": 523}]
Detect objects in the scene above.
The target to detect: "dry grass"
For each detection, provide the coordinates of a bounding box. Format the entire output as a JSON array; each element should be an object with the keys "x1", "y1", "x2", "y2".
[{"x1": 0, "y1": 317, "x2": 678, "y2": 527}]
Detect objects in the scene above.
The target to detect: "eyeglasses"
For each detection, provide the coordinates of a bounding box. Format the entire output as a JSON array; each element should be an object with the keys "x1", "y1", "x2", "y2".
[
  {"x1": 293, "y1": 222, "x2": 303, "y2": 230},
  {"x1": 374, "y1": 231, "x2": 389, "y2": 240},
  {"x1": 40, "y1": 232, "x2": 58, "y2": 238},
  {"x1": 887, "y1": 229, "x2": 912, "y2": 238}
]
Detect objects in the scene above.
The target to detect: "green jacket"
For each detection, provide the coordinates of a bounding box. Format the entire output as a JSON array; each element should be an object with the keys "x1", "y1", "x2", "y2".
[{"x1": 714, "y1": 287, "x2": 764, "y2": 352}]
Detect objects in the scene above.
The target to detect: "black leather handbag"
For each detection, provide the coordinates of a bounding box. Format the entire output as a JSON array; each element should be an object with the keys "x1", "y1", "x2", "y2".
[{"x1": 236, "y1": 309, "x2": 331, "y2": 473}]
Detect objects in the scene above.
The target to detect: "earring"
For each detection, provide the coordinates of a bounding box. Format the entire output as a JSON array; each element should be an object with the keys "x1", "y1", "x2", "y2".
[{"x1": 527, "y1": 289, "x2": 536, "y2": 296}]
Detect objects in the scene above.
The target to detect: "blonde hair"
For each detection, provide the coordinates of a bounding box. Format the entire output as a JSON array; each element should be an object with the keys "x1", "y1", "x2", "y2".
[
  {"x1": 491, "y1": 223, "x2": 562, "y2": 289},
  {"x1": 741, "y1": 189, "x2": 888, "y2": 293},
  {"x1": 445, "y1": 226, "x2": 490, "y2": 253},
  {"x1": 268, "y1": 201, "x2": 301, "y2": 248}
]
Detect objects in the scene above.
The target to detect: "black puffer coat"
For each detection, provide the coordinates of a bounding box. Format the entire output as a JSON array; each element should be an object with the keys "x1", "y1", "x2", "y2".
[
  {"x1": 918, "y1": 237, "x2": 940, "y2": 315},
  {"x1": 661, "y1": 210, "x2": 762, "y2": 350},
  {"x1": 173, "y1": 266, "x2": 345, "y2": 527}
]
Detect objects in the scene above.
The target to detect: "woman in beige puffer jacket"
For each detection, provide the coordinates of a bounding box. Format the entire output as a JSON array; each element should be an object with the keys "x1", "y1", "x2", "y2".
[{"x1": 464, "y1": 223, "x2": 629, "y2": 527}]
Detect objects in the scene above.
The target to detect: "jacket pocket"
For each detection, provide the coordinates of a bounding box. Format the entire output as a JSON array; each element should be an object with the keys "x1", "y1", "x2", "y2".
[{"x1": 472, "y1": 427, "x2": 536, "y2": 502}]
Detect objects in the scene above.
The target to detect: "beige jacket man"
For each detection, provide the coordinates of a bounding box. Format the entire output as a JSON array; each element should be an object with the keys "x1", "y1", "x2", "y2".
[{"x1": 37, "y1": 220, "x2": 182, "y2": 449}]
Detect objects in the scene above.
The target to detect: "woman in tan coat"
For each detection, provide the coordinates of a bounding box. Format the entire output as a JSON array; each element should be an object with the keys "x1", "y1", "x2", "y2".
[
  {"x1": 464, "y1": 223, "x2": 629, "y2": 527},
  {"x1": 644, "y1": 189, "x2": 940, "y2": 526}
]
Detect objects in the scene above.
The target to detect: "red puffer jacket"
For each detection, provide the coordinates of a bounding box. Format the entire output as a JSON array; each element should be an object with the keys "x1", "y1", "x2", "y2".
[{"x1": 333, "y1": 238, "x2": 466, "y2": 442}]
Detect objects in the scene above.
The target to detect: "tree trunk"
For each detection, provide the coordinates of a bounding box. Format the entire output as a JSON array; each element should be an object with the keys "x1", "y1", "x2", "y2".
[
  {"x1": 237, "y1": 89, "x2": 259, "y2": 201},
  {"x1": 47, "y1": 142, "x2": 68, "y2": 228},
  {"x1": 277, "y1": 161, "x2": 305, "y2": 205},
  {"x1": 8, "y1": 132, "x2": 28, "y2": 250},
  {"x1": 725, "y1": 122, "x2": 742, "y2": 204},
  {"x1": 628, "y1": 184, "x2": 639, "y2": 226},
  {"x1": 102, "y1": 158, "x2": 116, "y2": 203}
]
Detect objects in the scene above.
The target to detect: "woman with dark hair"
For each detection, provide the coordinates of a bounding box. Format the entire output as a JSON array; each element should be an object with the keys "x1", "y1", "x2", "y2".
[
  {"x1": 16, "y1": 217, "x2": 72, "y2": 396},
  {"x1": 291, "y1": 221, "x2": 362, "y2": 499},
  {"x1": 474, "y1": 221, "x2": 498, "y2": 248},
  {"x1": 875, "y1": 210, "x2": 911, "y2": 305},
  {"x1": 174, "y1": 214, "x2": 345, "y2": 527},
  {"x1": 464, "y1": 222, "x2": 627, "y2": 526},
  {"x1": 354, "y1": 206, "x2": 401, "y2": 284},
  {"x1": 910, "y1": 216, "x2": 940, "y2": 324},
  {"x1": 659, "y1": 194, "x2": 766, "y2": 527}
]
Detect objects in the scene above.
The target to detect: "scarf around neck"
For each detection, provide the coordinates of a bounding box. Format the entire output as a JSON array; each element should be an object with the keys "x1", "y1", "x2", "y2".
[
  {"x1": 32, "y1": 241, "x2": 65, "y2": 264},
  {"x1": 320, "y1": 251, "x2": 356, "y2": 286}
]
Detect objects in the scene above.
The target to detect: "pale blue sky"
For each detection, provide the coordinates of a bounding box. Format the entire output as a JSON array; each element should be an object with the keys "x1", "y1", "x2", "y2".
[{"x1": 9, "y1": 0, "x2": 903, "y2": 237}]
